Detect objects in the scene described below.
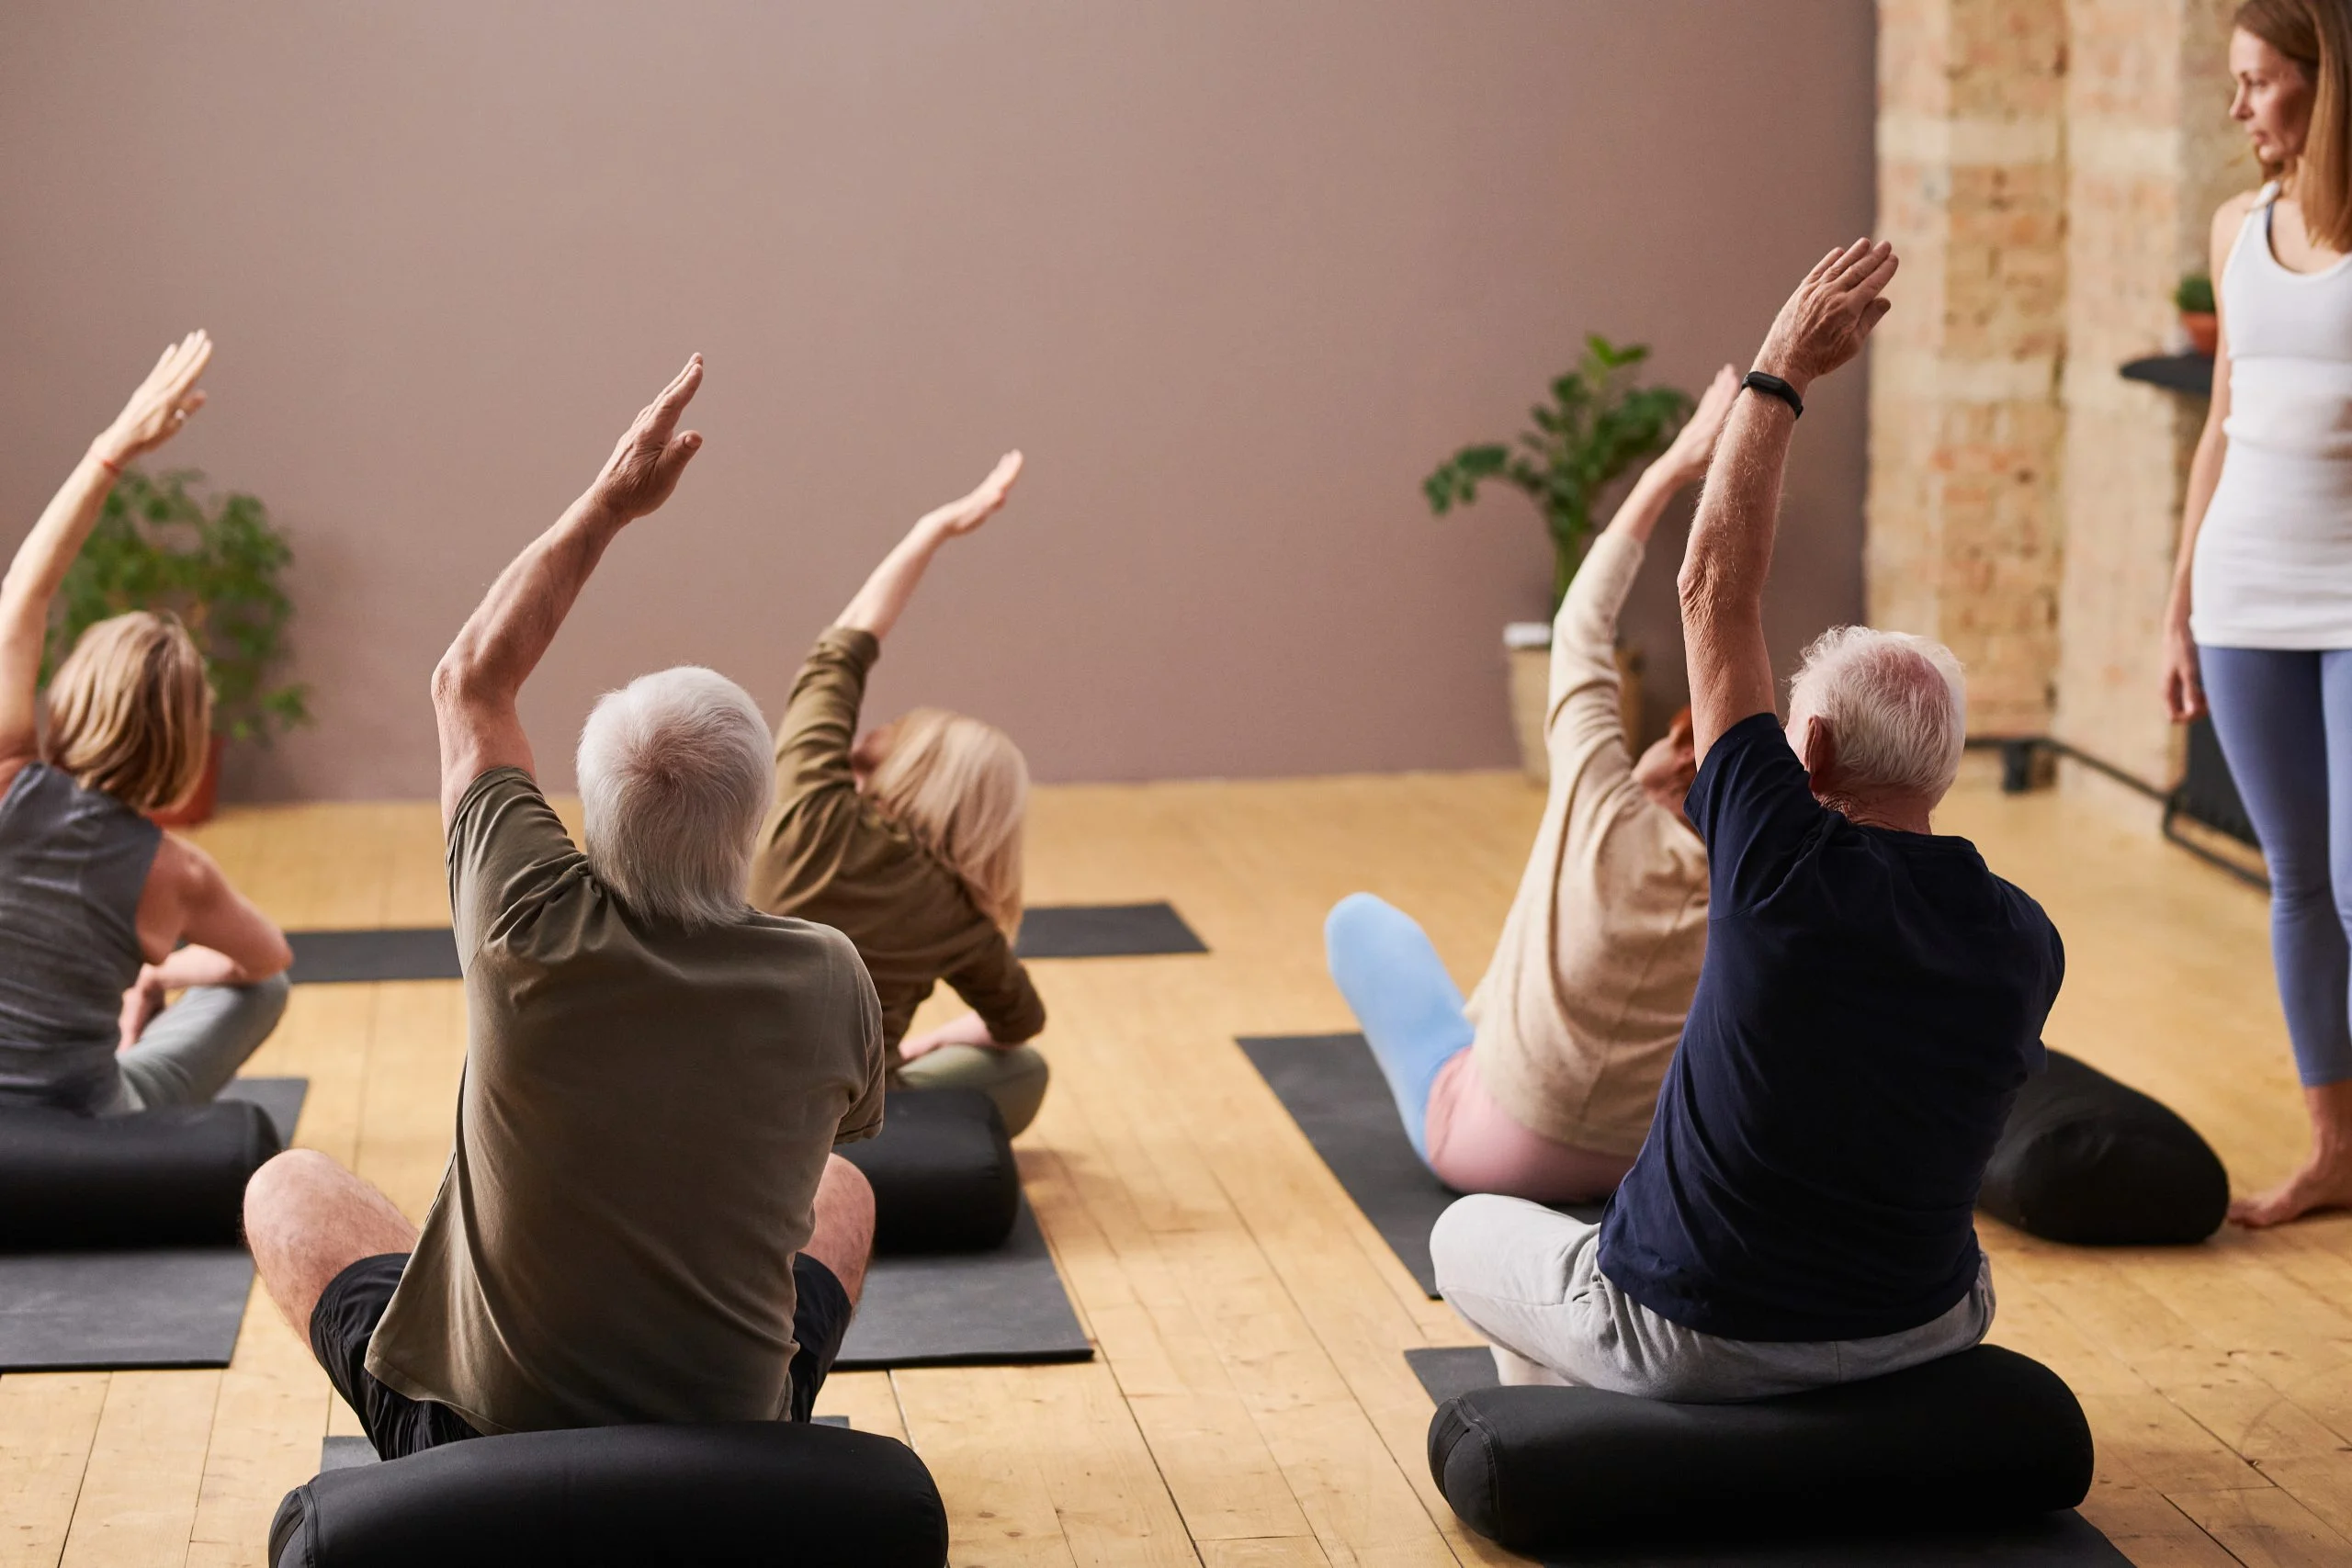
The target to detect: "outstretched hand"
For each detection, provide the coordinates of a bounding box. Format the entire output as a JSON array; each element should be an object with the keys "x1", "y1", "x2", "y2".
[
  {"x1": 95, "y1": 331, "x2": 212, "y2": 467},
  {"x1": 1657, "y1": 364, "x2": 1741, "y2": 488},
  {"x1": 917, "y1": 451, "x2": 1024, "y2": 540},
  {"x1": 587, "y1": 355, "x2": 706, "y2": 522},
  {"x1": 1754, "y1": 239, "x2": 1897, "y2": 397}
]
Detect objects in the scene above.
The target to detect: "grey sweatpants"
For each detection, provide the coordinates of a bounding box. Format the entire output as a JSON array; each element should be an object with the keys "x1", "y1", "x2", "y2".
[
  {"x1": 1430, "y1": 1193, "x2": 1995, "y2": 1404},
  {"x1": 107, "y1": 973, "x2": 292, "y2": 1112}
]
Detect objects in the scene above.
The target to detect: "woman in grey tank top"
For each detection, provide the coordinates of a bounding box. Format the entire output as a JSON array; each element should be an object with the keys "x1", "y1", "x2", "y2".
[{"x1": 0, "y1": 333, "x2": 291, "y2": 1114}]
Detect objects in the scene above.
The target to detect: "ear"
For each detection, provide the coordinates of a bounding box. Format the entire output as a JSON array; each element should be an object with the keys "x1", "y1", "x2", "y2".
[{"x1": 1798, "y1": 716, "x2": 1839, "y2": 797}]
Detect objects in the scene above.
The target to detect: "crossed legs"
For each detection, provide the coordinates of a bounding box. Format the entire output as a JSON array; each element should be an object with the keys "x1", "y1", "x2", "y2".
[{"x1": 245, "y1": 1149, "x2": 878, "y2": 1343}]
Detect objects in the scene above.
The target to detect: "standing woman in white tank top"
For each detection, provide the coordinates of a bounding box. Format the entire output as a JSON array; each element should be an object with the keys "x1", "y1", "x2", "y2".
[{"x1": 2163, "y1": 0, "x2": 2352, "y2": 1227}]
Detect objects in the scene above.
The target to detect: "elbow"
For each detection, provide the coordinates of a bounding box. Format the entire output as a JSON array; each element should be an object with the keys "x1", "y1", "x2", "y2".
[
  {"x1": 431, "y1": 648, "x2": 486, "y2": 713},
  {"x1": 1675, "y1": 559, "x2": 1718, "y2": 625},
  {"x1": 254, "y1": 928, "x2": 295, "y2": 982}
]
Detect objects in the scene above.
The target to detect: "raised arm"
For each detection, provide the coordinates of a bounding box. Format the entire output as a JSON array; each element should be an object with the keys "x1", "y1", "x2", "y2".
[
  {"x1": 835, "y1": 452, "x2": 1023, "y2": 641},
  {"x1": 433, "y1": 355, "x2": 706, "y2": 826},
  {"x1": 0, "y1": 333, "x2": 213, "y2": 763},
  {"x1": 1678, "y1": 240, "x2": 1896, "y2": 759},
  {"x1": 1547, "y1": 365, "x2": 1737, "y2": 753}
]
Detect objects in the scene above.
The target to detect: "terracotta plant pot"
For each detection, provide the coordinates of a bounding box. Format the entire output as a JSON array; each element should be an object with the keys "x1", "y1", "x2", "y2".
[
  {"x1": 2181, "y1": 310, "x2": 2219, "y2": 357},
  {"x1": 1504, "y1": 626, "x2": 1644, "y2": 787},
  {"x1": 150, "y1": 733, "x2": 224, "y2": 829}
]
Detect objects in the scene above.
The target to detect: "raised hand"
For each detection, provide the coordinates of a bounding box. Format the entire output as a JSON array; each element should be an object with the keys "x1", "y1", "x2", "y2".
[
  {"x1": 1755, "y1": 239, "x2": 1898, "y2": 396},
  {"x1": 95, "y1": 331, "x2": 212, "y2": 467},
  {"x1": 1657, "y1": 364, "x2": 1741, "y2": 488},
  {"x1": 587, "y1": 355, "x2": 707, "y2": 522},
  {"x1": 916, "y1": 451, "x2": 1024, "y2": 540}
]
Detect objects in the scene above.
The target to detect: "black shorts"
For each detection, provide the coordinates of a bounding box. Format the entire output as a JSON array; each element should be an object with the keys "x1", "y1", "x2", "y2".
[{"x1": 310, "y1": 1251, "x2": 856, "y2": 1461}]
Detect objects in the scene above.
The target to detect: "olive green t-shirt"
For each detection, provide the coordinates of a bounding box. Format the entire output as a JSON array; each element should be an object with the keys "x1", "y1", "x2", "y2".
[
  {"x1": 365, "y1": 768, "x2": 885, "y2": 1435},
  {"x1": 750, "y1": 627, "x2": 1045, "y2": 1068}
]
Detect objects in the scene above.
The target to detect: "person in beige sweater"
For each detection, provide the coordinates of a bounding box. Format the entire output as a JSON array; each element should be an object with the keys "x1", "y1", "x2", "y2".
[{"x1": 1323, "y1": 364, "x2": 1735, "y2": 1203}]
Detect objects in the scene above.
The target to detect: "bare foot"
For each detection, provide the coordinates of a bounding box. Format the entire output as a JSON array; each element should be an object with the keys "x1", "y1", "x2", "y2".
[{"x1": 2230, "y1": 1153, "x2": 2352, "y2": 1227}]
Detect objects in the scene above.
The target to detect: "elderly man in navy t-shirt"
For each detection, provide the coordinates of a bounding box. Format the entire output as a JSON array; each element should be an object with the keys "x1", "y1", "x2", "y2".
[{"x1": 1430, "y1": 238, "x2": 2064, "y2": 1402}]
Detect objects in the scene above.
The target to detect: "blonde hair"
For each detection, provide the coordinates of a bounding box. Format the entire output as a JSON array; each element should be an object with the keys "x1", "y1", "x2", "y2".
[
  {"x1": 577, "y1": 666, "x2": 775, "y2": 931},
  {"x1": 866, "y1": 708, "x2": 1028, "y2": 934},
  {"x1": 2238, "y1": 0, "x2": 2352, "y2": 249},
  {"x1": 43, "y1": 611, "x2": 213, "y2": 814}
]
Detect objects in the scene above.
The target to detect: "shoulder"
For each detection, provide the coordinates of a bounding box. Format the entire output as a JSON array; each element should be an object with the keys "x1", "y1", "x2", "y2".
[
  {"x1": 2217, "y1": 187, "x2": 2264, "y2": 230},
  {"x1": 2213, "y1": 187, "x2": 2264, "y2": 254},
  {"x1": 148, "y1": 830, "x2": 223, "y2": 914}
]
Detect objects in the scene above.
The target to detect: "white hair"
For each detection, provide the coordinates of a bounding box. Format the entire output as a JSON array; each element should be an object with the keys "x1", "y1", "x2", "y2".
[
  {"x1": 1786, "y1": 626, "x2": 1967, "y2": 805},
  {"x1": 577, "y1": 666, "x2": 775, "y2": 931}
]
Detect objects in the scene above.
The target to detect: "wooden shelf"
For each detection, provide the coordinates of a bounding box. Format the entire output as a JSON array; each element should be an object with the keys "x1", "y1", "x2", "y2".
[{"x1": 2120, "y1": 353, "x2": 2214, "y2": 395}]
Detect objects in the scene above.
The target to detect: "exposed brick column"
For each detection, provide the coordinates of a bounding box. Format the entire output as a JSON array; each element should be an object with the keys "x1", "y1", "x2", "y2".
[
  {"x1": 1868, "y1": 0, "x2": 2069, "y2": 738},
  {"x1": 2051, "y1": 0, "x2": 2243, "y2": 796}
]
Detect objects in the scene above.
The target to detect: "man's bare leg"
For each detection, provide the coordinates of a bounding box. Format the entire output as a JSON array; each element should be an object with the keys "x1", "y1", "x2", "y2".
[
  {"x1": 804, "y1": 1154, "x2": 876, "y2": 1305},
  {"x1": 244, "y1": 1149, "x2": 419, "y2": 1339}
]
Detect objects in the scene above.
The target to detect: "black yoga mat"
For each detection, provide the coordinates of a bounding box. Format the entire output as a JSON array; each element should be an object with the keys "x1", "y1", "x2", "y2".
[
  {"x1": 0, "y1": 1076, "x2": 307, "y2": 1371},
  {"x1": 1238, "y1": 1033, "x2": 1602, "y2": 1298},
  {"x1": 1015, "y1": 902, "x2": 1205, "y2": 959},
  {"x1": 835, "y1": 1200, "x2": 1091, "y2": 1370},
  {"x1": 1404, "y1": 1348, "x2": 2125, "y2": 1567},
  {"x1": 287, "y1": 903, "x2": 1205, "y2": 984},
  {"x1": 288, "y1": 928, "x2": 461, "y2": 984}
]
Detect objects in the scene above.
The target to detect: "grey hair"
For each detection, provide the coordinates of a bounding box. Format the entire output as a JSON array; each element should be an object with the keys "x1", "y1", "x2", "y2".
[
  {"x1": 1786, "y1": 626, "x2": 1967, "y2": 805},
  {"x1": 577, "y1": 666, "x2": 775, "y2": 930}
]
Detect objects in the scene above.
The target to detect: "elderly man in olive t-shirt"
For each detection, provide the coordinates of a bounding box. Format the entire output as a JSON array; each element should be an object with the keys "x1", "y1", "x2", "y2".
[{"x1": 243, "y1": 356, "x2": 886, "y2": 1457}]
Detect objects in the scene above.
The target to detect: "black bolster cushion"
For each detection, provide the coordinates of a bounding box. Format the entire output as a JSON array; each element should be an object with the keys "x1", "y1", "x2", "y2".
[
  {"x1": 1980, "y1": 1048, "x2": 2228, "y2": 1245},
  {"x1": 0, "y1": 1100, "x2": 283, "y2": 1250},
  {"x1": 268, "y1": 1422, "x2": 949, "y2": 1568},
  {"x1": 1427, "y1": 1345, "x2": 2093, "y2": 1556},
  {"x1": 838, "y1": 1087, "x2": 1020, "y2": 1253}
]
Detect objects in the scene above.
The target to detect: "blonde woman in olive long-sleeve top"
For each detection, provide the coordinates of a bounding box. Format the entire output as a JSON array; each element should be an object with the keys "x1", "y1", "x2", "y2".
[
  {"x1": 750, "y1": 454, "x2": 1049, "y2": 1134},
  {"x1": 1324, "y1": 367, "x2": 1736, "y2": 1203}
]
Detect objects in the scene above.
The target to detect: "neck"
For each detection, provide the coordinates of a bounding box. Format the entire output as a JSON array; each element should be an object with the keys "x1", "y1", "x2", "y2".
[{"x1": 1818, "y1": 793, "x2": 1933, "y2": 835}]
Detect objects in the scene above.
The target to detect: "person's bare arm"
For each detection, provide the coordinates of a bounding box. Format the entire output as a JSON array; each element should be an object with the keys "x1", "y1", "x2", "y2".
[
  {"x1": 0, "y1": 333, "x2": 213, "y2": 765},
  {"x1": 1546, "y1": 365, "x2": 1737, "y2": 753},
  {"x1": 433, "y1": 355, "x2": 707, "y2": 828},
  {"x1": 2163, "y1": 197, "x2": 2253, "y2": 724},
  {"x1": 120, "y1": 835, "x2": 293, "y2": 1043},
  {"x1": 835, "y1": 452, "x2": 1023, "y2": 642},
  {"x1": 1601, "y1": 365, "x2": 1740, "y2": 552},
  {"x1": 1679, "y1": 240, "x2": 1897, "y2": 759}
]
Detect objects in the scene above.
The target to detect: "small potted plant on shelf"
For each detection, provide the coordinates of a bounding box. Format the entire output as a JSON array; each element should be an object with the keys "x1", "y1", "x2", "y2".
[
  {"x1": 1423, "y1": 334, "x2": 1691, "y2": 784},
  {"x1": 2177, "y1": 272, "x2": 2219, "y2": 357},
  {"x1": 43, "y1": 468, "x2": 311, "y2": 825}
]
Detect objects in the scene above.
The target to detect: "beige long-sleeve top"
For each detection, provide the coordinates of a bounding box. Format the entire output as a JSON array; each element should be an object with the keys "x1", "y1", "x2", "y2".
[{"x1": 1464, "y1": 529, "x2": 1709, "y2": 1156}]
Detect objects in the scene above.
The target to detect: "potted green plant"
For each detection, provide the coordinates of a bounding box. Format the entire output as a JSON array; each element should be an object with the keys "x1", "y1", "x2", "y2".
[
  {"x1": 1423, "y1": 335, "x2": 1692, "y2": 782},
  {"x1": 43, "y1": 468, "x2": 311, "y2": 824},
  {"x1": 2177, "y1": 272, "x2": 2218, "y2": 357}
]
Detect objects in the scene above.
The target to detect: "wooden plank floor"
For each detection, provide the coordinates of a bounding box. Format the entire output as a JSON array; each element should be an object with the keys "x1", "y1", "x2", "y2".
[{"x1": 3, "y1": 762, "x2": 2347, "y2": 1565}]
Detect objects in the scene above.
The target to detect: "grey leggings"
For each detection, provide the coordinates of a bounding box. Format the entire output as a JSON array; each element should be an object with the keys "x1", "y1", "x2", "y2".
[{"x1": 107, "y1": 973, "x2": 291, "y2": 1112}]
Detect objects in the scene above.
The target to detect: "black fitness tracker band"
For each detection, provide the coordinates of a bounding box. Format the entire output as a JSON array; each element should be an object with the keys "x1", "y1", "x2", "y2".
[{"x1": 1741, "y1": 370, "x2": 1804, "y2": 419}]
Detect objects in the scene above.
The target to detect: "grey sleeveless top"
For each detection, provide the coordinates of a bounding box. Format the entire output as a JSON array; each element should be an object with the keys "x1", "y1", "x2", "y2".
[{"x1": 0, "y1": 762, "x2": 160, "y2": 1111}]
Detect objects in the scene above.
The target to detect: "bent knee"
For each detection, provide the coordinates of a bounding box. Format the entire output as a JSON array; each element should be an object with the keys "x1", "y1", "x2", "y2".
[
  {"x1": 243, "y1": 1147, "x2": 344, "y2": 1231},
  {"x1": 1324, "y1": 891, "x2": 1396, "y2": 952},
  {"x1": 821, "y1": 1153, "x2": 876, "y2": 1219}
]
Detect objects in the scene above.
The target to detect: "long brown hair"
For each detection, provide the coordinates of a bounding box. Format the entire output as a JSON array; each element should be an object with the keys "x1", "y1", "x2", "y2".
[
  {"x1": 2238, "y1": 0, "x2": 2352, "y2": 248},
  {"x1": 44, "y1": 611, "x2": 214, "y2": 814}
]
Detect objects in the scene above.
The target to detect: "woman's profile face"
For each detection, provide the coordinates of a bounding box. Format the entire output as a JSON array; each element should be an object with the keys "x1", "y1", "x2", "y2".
[{"x1": 2232, "y1": 28, "x2": 2313, "y2": 168}]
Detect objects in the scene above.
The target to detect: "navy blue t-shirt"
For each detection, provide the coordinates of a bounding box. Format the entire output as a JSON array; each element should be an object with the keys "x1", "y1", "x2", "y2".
[{"x1": 1596, "y1": 713, "x2": 2063, "y2": 1344}]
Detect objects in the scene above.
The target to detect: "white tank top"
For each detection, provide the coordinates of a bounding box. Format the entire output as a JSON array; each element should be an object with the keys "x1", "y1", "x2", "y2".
[{"x1": 2191, "y1": 183, "x2": 2352, "y2": 649}]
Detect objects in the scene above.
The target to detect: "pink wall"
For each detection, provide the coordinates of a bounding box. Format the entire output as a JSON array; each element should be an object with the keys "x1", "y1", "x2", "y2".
[{"x1": 0, "y1": 2, "x2": 1875, "y2": 799}]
